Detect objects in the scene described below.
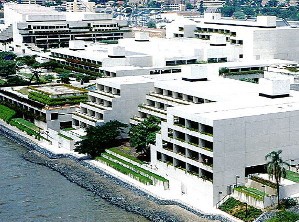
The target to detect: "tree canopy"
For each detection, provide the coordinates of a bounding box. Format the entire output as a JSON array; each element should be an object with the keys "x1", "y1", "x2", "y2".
[
  {"x1": 129, "y1": 116, "x2": 161, "y2": 159},
  {"x1": 75, "y1": 120, "x2": 127, "y2": 158}
]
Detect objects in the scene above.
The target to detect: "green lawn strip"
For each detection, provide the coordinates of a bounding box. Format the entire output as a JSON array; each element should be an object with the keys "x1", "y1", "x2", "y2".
[
  {"x1": 62, "y1": 127, "x2": 75, "y2": 131},
  {"x1": 108, "y1": 147, "x2": 144, "y2": 164},
  {"x1": 234, "y1": 186, "x2": 266, "y2": 201},
  {"x1": 250, "y1": 176, "x2": 277, "y2": 189},
  {"x1": 102, "y1": 152, "x2": 168, "y2": 183},
  {"x1": 219, "y1": 197, "x2": 263, "y2": 222},
  {"x1": 286, "y1": 170, "x2": 299, "y2": 183},
  {"x1": 58, "y1": 133, "x2": 73, "y2": 141},
  {"x1": 10, "y1": 118, "x2": 41, "y2": 139},
  {"x1": 266, "y1": 210, "x2": 299, "y2": 222},
  {"x1": 0, "y1": 104, "x2": 16, "y2": 122},
  {"x1": 96, "y1": 156, "x2": 153, "y2": 185}
]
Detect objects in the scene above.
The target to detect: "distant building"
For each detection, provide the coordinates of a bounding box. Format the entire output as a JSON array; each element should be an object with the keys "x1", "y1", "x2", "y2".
[
  {"x1": 166, "y1": 12, "x2": 299, "y2": 62},
  {"x1": 2, "y1": 3, "x2": 131, "y2": 53}
]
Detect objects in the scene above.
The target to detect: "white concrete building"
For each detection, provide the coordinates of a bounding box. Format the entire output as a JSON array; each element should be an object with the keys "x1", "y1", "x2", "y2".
[
  {"x1": 166, "y1": 13, "x2": 299, "y2": 62},
  {"x1": 2, "y1": 3, "x2": 131, "y2": 52},
  {"x1": 72, "y1": 74, "x2": 183, "y2": 128},
  {"x1": 146, "y1": 68, "x2": 299, "y2": 207}
]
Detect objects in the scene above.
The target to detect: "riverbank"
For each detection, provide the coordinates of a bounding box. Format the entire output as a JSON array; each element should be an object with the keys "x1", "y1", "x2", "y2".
[{"x1": 0, "y1": 121, "x2": 233, "y2": 222}]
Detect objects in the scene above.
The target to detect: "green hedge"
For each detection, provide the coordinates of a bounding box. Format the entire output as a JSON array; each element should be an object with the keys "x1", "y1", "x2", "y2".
[
  {"x1": 109, "y1": 147, "x2": 144, "y2": 164},
  {"x1": 250, "y1": 176, "x2": 278, "y2": 189},
  {"x1": 96, "y1": 156, "x2": 153, "y2": 185},
  {"x1": 0, "y1": 104, "x2": 16, "y2": 122},
  {"x1": 219, "y1": 197, "x2": 263, "y2": 222},
  {"x1": 102, "y1": 152, "x2": 168, "y2": 183},
  {"x1": 234, "y1": 186, "x2": 266, "y2": 201},
  {"x1": 28, "y1": 91, "x2": 87, "y2": 106},
  {"x1": 10, "y1": 118, "x2": 41, "y2": 140}
]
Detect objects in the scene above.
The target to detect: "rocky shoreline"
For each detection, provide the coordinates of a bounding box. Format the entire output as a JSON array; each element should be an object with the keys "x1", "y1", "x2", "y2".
[{"x1": 0, "y1": 122, "x2": 233, "y2": 222}]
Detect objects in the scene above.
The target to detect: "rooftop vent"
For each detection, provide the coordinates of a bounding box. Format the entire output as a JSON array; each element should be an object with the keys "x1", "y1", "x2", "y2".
[
  {"x1": 259, "y1": 77, "x2": 290, "y2": 98},
  {"x1": 135, "y1": 32, "x2": 149, "y2": 42},
  {"x1": 69, "y1": 40, "x2": 85, "y2": 50},
  {"x1": 182, "y1": 65, "x2": 208, "y2": 82},
  {"x1": 108, "y1": 46, "x2": 126, "y2": 58}
]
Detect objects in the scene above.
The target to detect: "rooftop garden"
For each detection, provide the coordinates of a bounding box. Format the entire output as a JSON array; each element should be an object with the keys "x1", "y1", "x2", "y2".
[
  {"x1": 219, "y1": 197, "x2": 263, "y2": 222},
  {"x1": 28, "y1": 91, "x2": 88, "y2": 106}
]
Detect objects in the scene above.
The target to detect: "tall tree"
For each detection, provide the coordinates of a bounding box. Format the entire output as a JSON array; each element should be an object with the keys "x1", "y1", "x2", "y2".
[
  {"x1": 265, "y1": 150, "x2": 289, "y2": 208},
  {"x1": 129, "y1": 116, "x2": 160, "y2": 160},
  {"x1": 75, "y1": 120, "x2": 127, "y2": 158}
]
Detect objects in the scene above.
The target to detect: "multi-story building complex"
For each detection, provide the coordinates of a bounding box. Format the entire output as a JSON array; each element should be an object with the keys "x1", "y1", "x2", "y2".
[
  {"x1": 147, "y1": 67, "x2": 299, "y2": 207},
  {"x1": 3, "y1": 3, "x2": 131, "y2": 52},
  {"x1": 71, "y1": 63, "x2": 299, "y2": 207},
  {"x1": 166, "y1": 13, "x2": 299, "y2": 62},
  {"x1": 72, "y1": 74, "x2": 183, "y2": 128}
]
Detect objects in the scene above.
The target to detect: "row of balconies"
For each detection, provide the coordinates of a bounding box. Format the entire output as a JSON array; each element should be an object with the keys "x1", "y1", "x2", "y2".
[
  {"x1": 157, "y1": 151, "x2": 213, "y2": 182},
  {"x1": 162, "y1": 141, "x2": 213, "y2": 170},
  {"x1": 173, "y1": 116, "x2": 213, "y2": 137},
  {"x1": 52, "y1": 52, "x2": 101, "y2": 66},
  {"x1": 195, "y1": 27, "x2": 236, "y2": 36},
  {"x1": 96, "y1": 84, "x2": 120, "y2": 96},
  {"x1": 153, "y1": 88, "x2": 208, "y2": 104},
  {"x1": 168, "y1": 129, "x2": 213, "y2": 152}
]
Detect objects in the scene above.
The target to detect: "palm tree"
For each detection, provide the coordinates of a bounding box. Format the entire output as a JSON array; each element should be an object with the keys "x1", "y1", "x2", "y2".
[{"x1": 265, "y1": 150, "x2": 289, "y2": 208}]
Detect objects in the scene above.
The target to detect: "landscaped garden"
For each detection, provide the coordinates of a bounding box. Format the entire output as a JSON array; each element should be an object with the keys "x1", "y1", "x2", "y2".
[
  {"x1": 97, "y1": 148, "x2": 169, "y2": 186},
  {"x1": 28, "y1": 91, "x2": 88, "y2": 106},
  {"x1": 219, "y1": 197, "x2": 263, "y2": 222}
]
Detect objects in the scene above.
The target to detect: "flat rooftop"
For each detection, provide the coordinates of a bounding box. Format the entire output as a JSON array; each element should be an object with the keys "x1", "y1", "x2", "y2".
[
  {"x1": 51, "y1": 44, "x2": 147, "y2": 62},
  {"x1": 97, "y1": 73, "x2": 184, "y2": 88},
  {"x1": 171, "y1": 87, "x2": 299, "y2": 121}
]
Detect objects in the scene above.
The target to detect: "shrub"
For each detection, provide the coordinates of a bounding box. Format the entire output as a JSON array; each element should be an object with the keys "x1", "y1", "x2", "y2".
[
  {"x1": 266, "y1": 211, "x2": 299, "y2": 222},
  {"x1": 279, "y1": 198, "x2": 298, "y2": 210}
]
